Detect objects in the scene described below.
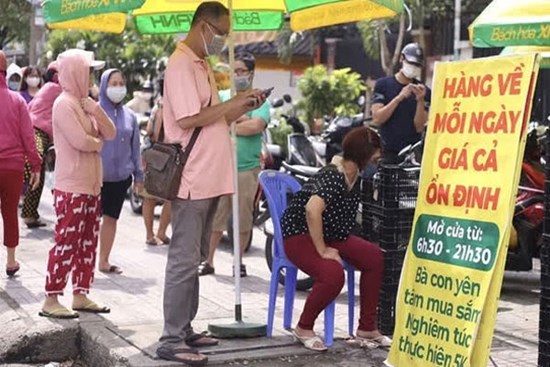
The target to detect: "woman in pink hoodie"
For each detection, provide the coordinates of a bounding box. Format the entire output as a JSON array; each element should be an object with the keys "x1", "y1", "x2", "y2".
[
  {"x1": 40, "y1": 49, "x2": 116, "y2": 319},
  {"x1": 0, "y1": 51, "x2": 41, "y2": 277}
]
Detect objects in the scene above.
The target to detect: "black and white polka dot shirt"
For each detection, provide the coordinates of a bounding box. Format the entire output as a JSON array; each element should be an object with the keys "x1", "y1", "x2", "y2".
[{"x1": 281, "y1": 165, "x2": 360, "y2": 242}]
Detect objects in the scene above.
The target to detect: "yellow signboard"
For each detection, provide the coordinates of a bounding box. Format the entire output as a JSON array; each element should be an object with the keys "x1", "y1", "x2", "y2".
[{"x1": 386, "y1": 54, "x2": 540, "y2": 367}]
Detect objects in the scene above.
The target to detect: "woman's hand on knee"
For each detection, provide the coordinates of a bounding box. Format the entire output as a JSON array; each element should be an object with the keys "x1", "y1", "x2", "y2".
[{"x1": 321, "y1": 247, "x2": 342, "y2": 264}]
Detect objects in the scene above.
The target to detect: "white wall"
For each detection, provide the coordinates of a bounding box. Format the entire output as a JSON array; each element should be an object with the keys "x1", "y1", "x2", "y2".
[{"x1": 253, "y1": 69, "x2": 302, "y2": 103}]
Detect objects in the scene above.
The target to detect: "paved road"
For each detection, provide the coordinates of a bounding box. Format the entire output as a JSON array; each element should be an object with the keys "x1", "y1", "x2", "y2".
[{"x1": 0, "y1": 189, "x2": 542, "y2": 366}]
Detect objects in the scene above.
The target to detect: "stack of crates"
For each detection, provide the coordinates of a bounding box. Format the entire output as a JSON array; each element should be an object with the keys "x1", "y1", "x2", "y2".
[
  {"x1": 362, "y1": 164, "x2": 420, "y2": 335},
  {"x1": 539, "y1": 131, "x2": 550, "y2": 366}
]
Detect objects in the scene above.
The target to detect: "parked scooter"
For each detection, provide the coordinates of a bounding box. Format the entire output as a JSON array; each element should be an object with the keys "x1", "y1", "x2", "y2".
[{"x1": 506, "y1": 123, "x2": 547, "y2": 271}]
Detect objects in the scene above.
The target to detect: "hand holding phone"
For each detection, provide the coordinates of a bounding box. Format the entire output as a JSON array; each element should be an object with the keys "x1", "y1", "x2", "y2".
[
  {"x1": 262, "y1": 87, "x2": 274, "y2": 98},
  {"x1": 245, "y1": 88, "x2": 271, "y2": 108}
]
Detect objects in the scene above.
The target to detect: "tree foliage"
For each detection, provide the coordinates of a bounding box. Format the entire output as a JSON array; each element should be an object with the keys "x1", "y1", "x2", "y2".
[
  {"x1": 358, "y1": 0, "x2": 493, "y2": 75},
  {"x1": 0, "y1": 0, "x2": 32, "y2": 49},
  {"x1": 296, "y1": 65, "x2": 366, "y2": 125},
  {"x1": 46, "y1": 22, "x2": 174, "y2": 93}
]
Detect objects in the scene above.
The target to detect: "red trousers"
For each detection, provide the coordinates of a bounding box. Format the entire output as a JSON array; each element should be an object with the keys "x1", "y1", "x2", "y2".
[
  {"x1": 284, "y1": 234, "x2": 383, "y2": 332},
  {"x1": 45, "y1": 190, "x2": 101, "y2": 296},
  {"x1": 0, "y1": 170, "x2": 24, "y2": 248}
]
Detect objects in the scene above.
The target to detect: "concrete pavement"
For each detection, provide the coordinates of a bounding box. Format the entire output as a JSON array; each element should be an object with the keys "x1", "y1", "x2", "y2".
[{"x1": 0, "y1": 189, "x2": 542, "y2": 366}]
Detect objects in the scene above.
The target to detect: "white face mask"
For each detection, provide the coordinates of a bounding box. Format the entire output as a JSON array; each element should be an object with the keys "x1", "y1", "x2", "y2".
[
  {"x1": 201, "y1": 23, "x2": 226, "y2": 56},
  {"x1": 107, "y1": 86, "x2": 127, "y2": 104},
  {"x1": 142, "y1": 92, "x2": 153, "y2": 100},
  {"x1": 26, "y1": 76, "x2": 40, "y2": 88},
  {"x1": 402, "y1": 62, "x2": 422, "y2": 80}
]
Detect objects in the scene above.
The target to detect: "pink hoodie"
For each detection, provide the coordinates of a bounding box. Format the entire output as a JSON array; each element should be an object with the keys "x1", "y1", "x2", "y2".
[
  {"x1": 29, "y1": 82, "x2": 63, "y2": 140},
  {"x1": 53, "y1": 49, "x2": 116, "y2": 196},
  {"x1": 0, "y1": 72, "x2": 42, "y2": 173}
]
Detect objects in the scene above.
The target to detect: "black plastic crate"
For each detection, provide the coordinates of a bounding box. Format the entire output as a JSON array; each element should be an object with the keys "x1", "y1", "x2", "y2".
[
  {"x1": 382, "y1": 248, "x2": 407, "y2": 274},
  {"x1": 362, "y1": 165, "x2": 420, "y2": 209},
  {"x1": 538, "y1": 354, "x2": 550, "y2": 367},
  {"x1": 540, "y1": 311, "x2": 550, "y2": 328},
  {"x1": 378, "y1": 299, "x2": 397, "y2": 335},
  {"x1": 363, "y1": 204, "x2": 415, "y2": 249},
  {"x1": 539, "y1": 347, "x2": 550, "y2": 360}
]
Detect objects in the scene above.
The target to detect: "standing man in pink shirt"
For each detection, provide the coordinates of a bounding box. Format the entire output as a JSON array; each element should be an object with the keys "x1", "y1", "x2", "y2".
[{"x1": 156, "y1": 2, "x2": 266, "y2": 365}]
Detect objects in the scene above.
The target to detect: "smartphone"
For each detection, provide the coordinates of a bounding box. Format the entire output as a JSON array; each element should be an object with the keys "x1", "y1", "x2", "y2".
[
  {"x1": 262, "y1": 87, "x2": 274, "y2": 98},
  {"x1": 411, "y1": 79, "x2": 421, "y2": 85}
]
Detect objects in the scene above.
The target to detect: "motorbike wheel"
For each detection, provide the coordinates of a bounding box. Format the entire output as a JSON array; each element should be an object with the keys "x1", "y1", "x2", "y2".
[
  {"x1": 253, "y1": 195, "x2": 271, "y2": 227},
  {"x1": 265, "y1": 233, "x2": 314, "y2": 291},
  {"x1": 505, "y1": 222, "x2": 539, "y2": 271},
  {"x1": 129, "y1": 187, "x2": 143, "y2": 214},
  {"x1": 227, "y1": 217, "x2": 253, "y2": 253}
]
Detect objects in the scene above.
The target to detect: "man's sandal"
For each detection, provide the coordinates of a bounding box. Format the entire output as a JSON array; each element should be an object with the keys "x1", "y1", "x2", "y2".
[
  {"x1": 157, "y1": 346, "x2": 208, "y2": 366},
  {"x1": 186, "y1": 331, "x2": 219, "y2": 347}
]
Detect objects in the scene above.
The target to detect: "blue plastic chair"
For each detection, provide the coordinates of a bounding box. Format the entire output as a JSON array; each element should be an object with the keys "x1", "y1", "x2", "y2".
[{"x1": 259, "y1": 170, "x2": 356, "y2": 346}]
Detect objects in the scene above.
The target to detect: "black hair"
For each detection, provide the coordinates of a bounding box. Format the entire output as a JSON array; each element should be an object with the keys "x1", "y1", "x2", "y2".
[
  {"x1": 44, "y1": 68, "x2": 57, "y2": 83},
  {"x1": 235, "y1": 52, "x2": 256, "y2": 71},
  {"x1": 191, "y1": 2, "x2": 229, "y2": 27}
]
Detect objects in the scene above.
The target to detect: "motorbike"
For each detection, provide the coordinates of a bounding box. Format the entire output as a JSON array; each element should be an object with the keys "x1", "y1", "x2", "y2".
[{"x1": 506, "y1": 123, "x2": 547, "y2": 271}]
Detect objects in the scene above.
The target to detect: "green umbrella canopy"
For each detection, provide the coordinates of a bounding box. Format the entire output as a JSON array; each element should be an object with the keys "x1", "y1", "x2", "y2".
[
  {"x1": 45, "y1": 0, "x2": 403, "y2": 34},
  {"x1": 469, "y1": 0, "x2": 550, "y2": 48}
]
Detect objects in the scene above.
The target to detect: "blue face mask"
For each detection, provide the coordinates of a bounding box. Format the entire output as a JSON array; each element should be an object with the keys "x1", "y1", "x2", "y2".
[{"x1": 8, "y1": 80, "x2": 20, "y2": 91}]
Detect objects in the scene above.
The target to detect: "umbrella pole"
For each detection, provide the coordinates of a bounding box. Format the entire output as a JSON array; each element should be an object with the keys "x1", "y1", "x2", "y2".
[{"x1": 208, "y1": 0, "x2": 266, "y2": 338}]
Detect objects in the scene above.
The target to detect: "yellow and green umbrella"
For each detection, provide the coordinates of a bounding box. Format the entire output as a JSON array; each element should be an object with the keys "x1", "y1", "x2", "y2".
[
  {"x1": 501, "y1": 46, "x2": 550, "y2": 69},
  {"x1": 45, "y1": 0, "x2": 403, "y2": 34},
  {"x1": 469, "y1": 0, "x2": 550, "y2": 48}
]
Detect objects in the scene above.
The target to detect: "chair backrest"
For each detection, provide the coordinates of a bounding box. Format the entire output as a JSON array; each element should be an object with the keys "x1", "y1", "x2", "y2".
[{"x1": 258, "y1": 170, "x2": 302, "y2": 260}]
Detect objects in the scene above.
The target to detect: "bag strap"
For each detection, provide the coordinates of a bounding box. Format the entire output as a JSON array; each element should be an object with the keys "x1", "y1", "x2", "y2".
[{"x1": 184, "y1": 126, "x2": 202, "y2": 154}]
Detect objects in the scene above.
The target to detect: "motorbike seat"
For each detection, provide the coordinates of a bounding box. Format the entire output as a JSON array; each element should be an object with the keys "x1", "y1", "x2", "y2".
[
  {"x1": 522, "y1": 162, "x2": 545, "y2": 190},
  {"x1": 282, "y1": 161, "x2": 321, "y2": 177}
]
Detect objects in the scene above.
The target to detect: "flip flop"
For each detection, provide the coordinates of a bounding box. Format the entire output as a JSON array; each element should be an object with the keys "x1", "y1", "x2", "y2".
[
  {"x1": 39, "y1": 307, "x2": 79, "y2": 319},
  {"x1": 145, "y1": 237, "x2": 162, "y2": 246},
  {"x1": 350, "y1": 334, "x2": 392, "y2": 348},
  {"x1": 292, "y1": 330, "x2": 328, "y2": 352},
  {"x1": 26, "y1": 220, "x2": 47, "y2": 229},
  {"x1": 186, "y1": 332, "x2": 219, "y2": 347},
  {"x1": 160, "y1": 236, "x2": 170, "y2": 245},
  {"x1": 198, "y1": 262, "x2": 215, "y2": 276},
  {"x1": 6, "y1": 262, "x2": 20, "y2": 277},
  {"x1": 157, "y1": 346, "x2": 208, "y2": 366},
  {"x1": 99, "y1": 265, "x2": 122, "y2": 274},
  {"x1": 72, "y1": 300, "x2": 111, "y2": 314}
]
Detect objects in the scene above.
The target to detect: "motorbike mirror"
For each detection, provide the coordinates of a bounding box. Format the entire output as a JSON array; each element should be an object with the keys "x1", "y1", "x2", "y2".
[
  {"x1": 271, "y1": 98, "x2": 284, "y2": 108},
  {"x1": 283, "y1": 94, "x2": 292, "y2": 103}
]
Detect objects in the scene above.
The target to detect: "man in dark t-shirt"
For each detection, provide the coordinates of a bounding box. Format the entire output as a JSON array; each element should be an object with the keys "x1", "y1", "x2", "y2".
[{"x1": 371, "y1": 43, "x2": 431, "y2": 163}]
